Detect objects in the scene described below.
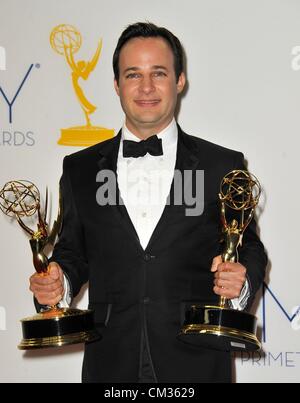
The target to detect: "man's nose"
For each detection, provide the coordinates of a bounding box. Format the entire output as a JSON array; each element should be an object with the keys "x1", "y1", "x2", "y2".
[{"x1": 139, "y1": 76, "x2": 155, "y2": 94}]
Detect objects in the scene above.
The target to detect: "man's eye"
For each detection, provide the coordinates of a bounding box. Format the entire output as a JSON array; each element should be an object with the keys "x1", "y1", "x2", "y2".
[
  {"x1": 126, "y1": 73, "x2": 140, "y2": 79},
  {"x1": 153, "y1": 71, "x2": 167, "y2": 77}
]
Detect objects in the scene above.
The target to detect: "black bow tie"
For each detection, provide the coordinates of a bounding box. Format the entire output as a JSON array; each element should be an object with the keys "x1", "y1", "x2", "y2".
[{"x1": 123, "y1": 135, "x2": 163, "y2": 158}]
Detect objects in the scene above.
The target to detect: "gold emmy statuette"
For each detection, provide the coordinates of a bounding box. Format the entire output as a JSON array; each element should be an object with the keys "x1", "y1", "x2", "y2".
[
  {"x1": 0, "y1": 180, "x2": 101, "y2": 349},
  {"x1": 178, "y1": 170, "x2": 262, "y2": 352},
  {"x1": 50, "y1": 24, "x2": 114, "y2": 146}
]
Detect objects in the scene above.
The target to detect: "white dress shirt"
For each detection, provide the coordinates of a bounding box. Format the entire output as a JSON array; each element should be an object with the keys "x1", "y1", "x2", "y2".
[
  {"x1": 117, "y1": 118, "x2": 177, "y2": 250},
  {"x1": 60, "y1": 118, "x2": 249, "y2": 310}
]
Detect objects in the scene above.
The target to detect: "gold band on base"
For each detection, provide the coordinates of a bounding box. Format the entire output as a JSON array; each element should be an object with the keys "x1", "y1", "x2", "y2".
[
  {"x1": 18, "y1": 330, "x2": 100, "y2": 350},
  {"x1": 180, "y1": 324, "x2": 261, "y2": 348}
]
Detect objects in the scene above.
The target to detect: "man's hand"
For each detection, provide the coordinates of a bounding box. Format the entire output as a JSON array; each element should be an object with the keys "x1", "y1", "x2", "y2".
[
  {"x1": 211, "y1": 255, "x2": 246, "y2": 299},
  {"x1": 29, "y1": 262, "x2": 64, "y2": 306}
]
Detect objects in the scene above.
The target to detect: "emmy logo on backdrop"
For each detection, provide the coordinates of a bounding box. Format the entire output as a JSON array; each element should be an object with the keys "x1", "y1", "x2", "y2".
[
  {"x1": 178, "y1": 170, "x2": 262, "y2": 352},
  {"x1": 50, "y1": 24, "x2": 114, "y2": 146},
  {"x1": 0, "y1": 180, "x2": 100, "y2": 349}
]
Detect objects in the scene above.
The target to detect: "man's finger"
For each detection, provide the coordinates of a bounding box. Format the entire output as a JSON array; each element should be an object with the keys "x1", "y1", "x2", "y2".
[
  {"x1": 30, "y1": 282, "x2": 63, "y2": 294},
  {"x1": 210, "y1": 255, "x2": 222, "y2": 272},
  {"x1": 214, "y1": 271, "x2": 246, "y2": 282},
  {"x1": 216, "y1": 262, "x2": 246, "y2": 275},
  {"x1": 37, "y1": 293, "x2": 63, "y2": 306},
  {"x1": 30, "y1": 273, "x2": 57, "y2": 286},
  {"x1": 213, "y1": 286, "x2": 241, "y2": 299}
]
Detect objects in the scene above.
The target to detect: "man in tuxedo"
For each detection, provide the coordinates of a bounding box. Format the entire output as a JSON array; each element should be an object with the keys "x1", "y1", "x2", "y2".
[{"x1": 30, "y1": 22, "x2": 267, "y2": 383}]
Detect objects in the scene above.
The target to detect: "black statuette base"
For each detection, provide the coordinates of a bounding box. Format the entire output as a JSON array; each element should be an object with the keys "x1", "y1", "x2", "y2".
[
  {"x1": 177, "y1": 305, "x2": 261, "y2": 352},
  {"x1": 18, "y1": 308, "x2": 101, "y2": 350}
]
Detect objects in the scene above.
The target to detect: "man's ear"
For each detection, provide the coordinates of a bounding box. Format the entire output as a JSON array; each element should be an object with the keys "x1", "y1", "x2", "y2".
[
  {"x1": 114, "y1": 79, "x2": 120, "y2": 96},
  {"x1": 176, "y1": 72, "x2": 186, "y2": 94}
]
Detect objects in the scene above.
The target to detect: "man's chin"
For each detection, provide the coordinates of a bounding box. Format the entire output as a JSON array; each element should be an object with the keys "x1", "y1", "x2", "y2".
[{"x1": 134, "y1": 113, "x2": 169, "y2": 125}]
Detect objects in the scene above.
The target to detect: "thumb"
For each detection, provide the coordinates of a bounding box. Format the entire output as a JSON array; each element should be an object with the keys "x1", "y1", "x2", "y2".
[
  {"x1": 48, "y1": 263, "x2": 60, "y2": 280},
  {"x1": 211, "y1": 255, "x2": 222, "y2": 272}
]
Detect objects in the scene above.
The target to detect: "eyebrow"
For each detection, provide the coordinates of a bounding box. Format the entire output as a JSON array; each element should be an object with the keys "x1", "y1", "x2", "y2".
[
  {"x1": 123, "y1": 65, "x2": 169, "y2": 74},
  {"x1": 152, "y1": 65, "x2": 168, "y2": 71}
]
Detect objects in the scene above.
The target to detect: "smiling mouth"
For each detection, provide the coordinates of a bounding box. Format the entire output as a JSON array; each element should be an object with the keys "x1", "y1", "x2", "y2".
[{"x1": 134, "y1": 100, "x2": 161, "y2": 107}]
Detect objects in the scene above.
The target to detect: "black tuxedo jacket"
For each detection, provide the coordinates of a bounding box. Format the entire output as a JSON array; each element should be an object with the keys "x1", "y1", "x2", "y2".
[{"x1": 51, "y1": 126, "x2": 267, "y2": 383}]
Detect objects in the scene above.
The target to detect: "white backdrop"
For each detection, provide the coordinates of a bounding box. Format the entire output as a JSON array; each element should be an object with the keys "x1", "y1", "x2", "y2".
[{"x1": 0, "y1": 0, "x2": 299, "y2": 383}]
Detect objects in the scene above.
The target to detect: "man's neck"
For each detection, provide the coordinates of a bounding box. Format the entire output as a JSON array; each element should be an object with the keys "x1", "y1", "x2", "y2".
[{"x1": 125, "y1": 119, "x2": 174, "y2": 140}]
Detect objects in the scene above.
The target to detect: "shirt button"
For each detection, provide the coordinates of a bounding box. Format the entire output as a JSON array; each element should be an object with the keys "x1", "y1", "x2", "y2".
[
  {"x1": 143, "y1": 297, "x2": 150, "y2": 304},
  {"x1": 142, "y1": 212, "x2": 147, "y2": 218}
]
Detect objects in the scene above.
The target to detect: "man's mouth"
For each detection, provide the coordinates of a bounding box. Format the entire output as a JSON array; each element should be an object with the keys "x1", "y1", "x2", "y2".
[{"x1": 134, "y1": 100, "x2": 161, "y2": 107}]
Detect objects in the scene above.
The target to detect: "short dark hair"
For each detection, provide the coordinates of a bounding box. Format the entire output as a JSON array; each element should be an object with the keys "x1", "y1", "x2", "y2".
[{"x1": 113, "y1": 22, "x2": 184, "y2": 83}]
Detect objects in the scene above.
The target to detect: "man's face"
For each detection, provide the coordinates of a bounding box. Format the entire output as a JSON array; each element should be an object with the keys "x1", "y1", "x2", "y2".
[{"x1": 114, "y1": 37, "x2": 185, "y2": 137}]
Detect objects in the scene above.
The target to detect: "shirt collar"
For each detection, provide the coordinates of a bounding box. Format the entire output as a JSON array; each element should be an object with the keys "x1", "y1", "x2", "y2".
[{"x1": 122, "y1": 118, "x2": 178, "y2": 149}]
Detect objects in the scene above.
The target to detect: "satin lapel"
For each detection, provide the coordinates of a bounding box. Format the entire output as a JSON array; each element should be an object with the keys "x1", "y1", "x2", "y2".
[
  {"x1": 146, "y1": 127, "x2": 202, "y2": 251},
  {"x1": 97, "y1": 130, "x2": 144, "y2": 253}
]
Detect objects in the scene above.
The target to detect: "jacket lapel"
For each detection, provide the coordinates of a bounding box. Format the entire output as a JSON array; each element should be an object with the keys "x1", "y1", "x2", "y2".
[
  {"x1": 146, "y1": 126, "x2": 202, "y2": 251},
  {"x1": 97, "y1": 130, "x2": 144, "y2": 254}
]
